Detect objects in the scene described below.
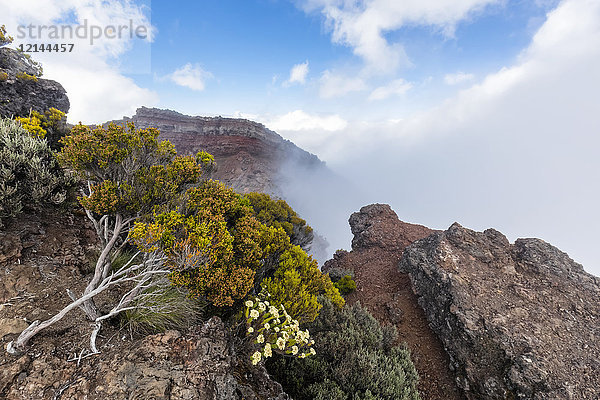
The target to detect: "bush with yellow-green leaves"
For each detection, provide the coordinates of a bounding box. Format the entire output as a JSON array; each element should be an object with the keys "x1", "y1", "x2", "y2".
[
  {"x1": 131, "y1": 180, "x2": 344, "y2": 319},
  {"x1": 15, "y1": 72, "x2": 38, "y2": 82},
  {"x1": 245, "y1": 192, "x2": 314, "y2": 249},
  {"x1": 0, "y1": 25, "x2": 13, "y2": 47},
  {"x1": 16, "y1": 108, "x2": 66, "y2": 141}
]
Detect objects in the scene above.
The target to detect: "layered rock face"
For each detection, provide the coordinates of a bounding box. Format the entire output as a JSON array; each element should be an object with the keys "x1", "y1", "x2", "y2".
[
  {"x1": 323, "y1": 204, "x2": 464, "y2": 400},
  {"x1": 0, "y1": 48, "x2": 70, "y2": 118},
  {"x1": 400, "y1": 223, "x2": 600, "y2": 399},
  {"x1": 108, "y1": 107, "x2": 324, "y2": 196}
]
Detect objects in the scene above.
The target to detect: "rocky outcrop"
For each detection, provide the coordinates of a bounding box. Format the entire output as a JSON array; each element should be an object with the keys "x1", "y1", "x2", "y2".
[
  {"x1": 323, "y1": 204, "x2": 464, "y2": 400},
  {"x1": 107, "y1": 107, "x2": 324, "y2": 196},
  {"x1": 400, "y1": 223, "x2": 600, "y2": 399},
  {"x1": 347, "y1": 203, "x2": 433, "y2": 251},
  {"x1": 1, "y1": 319, "x2": 287, "y2": 400},
  {"x1": 0, "y1": 48, "x2": 70, "y2": 118}
]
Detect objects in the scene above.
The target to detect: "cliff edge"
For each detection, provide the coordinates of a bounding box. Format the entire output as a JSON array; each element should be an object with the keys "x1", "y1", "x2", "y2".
[{"x1": 401, "y1": 223, "x2": 600, "y2": 399}]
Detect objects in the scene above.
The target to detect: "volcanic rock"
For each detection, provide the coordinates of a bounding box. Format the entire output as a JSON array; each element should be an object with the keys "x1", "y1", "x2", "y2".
[
  {"x1": 323, "y1": 204, "x2": 464, "y2": 400},
  {"x1": 400, "y1": 222, "x2": 600, "y2": 399},
  {"x1": 0, "y1": 48, "x2": 70, "y2": 118}
]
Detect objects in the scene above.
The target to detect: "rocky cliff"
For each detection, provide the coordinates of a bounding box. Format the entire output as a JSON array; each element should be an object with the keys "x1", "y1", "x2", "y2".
[
  {"x1": 400, "y1": 223, "x2": 600, "y2": 399},
  {"x1": 107, "y1": 107, "x2": 324, "y2": 196},
  {"x1": 0, "y1": 48, "x2": 70, "y2": 118},
  {"x1": 324, "y1": 204, "x2": 600, "y2": 400}
]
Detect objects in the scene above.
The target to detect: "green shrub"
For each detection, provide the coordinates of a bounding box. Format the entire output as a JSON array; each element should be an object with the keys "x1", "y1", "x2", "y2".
[
  {"x1": 0, "y1": 118, "x2": 74, "y2": 227},
  {"x1": 327, "y1": 266, "x2": 355, "y2": 282},
  {"x1": 262, "y1": 245, "x2": 344, "y2": 323},
  {"x1": 131, "y1": 181, "x2": 344, "y2": 318},
  {"x1": 0, "y1": 71, "x2": 7, "y2": 82},
  {"x1": 266, "y1": 298, "x2": 421, "y2": 400},
  {"x1": 0, "y1": 25, "x2": 13, "y2": 47},
  {"x1": 334, "y1": 275, "x2": 356, "y2": 295},
  {"x1": 245, "y1": 192, "x2": 314, "y2": 250},
  {"x1": 16, "y1": 108, "x2": 67, "y2": 147}
]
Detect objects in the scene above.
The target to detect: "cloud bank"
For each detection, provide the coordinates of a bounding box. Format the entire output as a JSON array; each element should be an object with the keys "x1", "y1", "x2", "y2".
[{"x1": 279, "y1": 0, "x2": 600, "y2": 275}]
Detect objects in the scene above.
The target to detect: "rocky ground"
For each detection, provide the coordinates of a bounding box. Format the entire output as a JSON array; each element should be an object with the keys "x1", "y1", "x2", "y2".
[
  {"x1": 323, "y1": 204, "x2": 465, "y2": 400},
  {"x1": 0, "y1": 210, "x2": 287, "y2": 400},
  {"x1": 401, "y1": 223, "x2": 600, "y2": 399}
]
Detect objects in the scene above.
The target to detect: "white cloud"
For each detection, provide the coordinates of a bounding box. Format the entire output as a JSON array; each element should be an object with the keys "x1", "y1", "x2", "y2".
[
  {"x1": 368, "y1": 79, "x2": 412, "y2": 101},
  {"x1": 284, "y1": 61, "x2": 309, "y2": 86},
  {"x1": 300, "y1": 0, "x2": 499, "y2": 73},
  {"x1": 300, "y1": 0, "x2": 600, "y2": 275},
  {"x1": 169, "y1": 63, "x2": 213, "y2": 91},
  {"x1": 319, "y1": 70, "x2": 367, "y2": 98},
  {"x1": 265, "y1": 110, "x2": 347, "y2": 132},
  {"x1": 444, "y1": 71, "x2": 475, "y2": 85},
  {"x1": 0, "y1": 0, "x2": 158, "y2": 123},
  {"x1": 46, "y1": 59, "x2": 158, "y2": 124}
]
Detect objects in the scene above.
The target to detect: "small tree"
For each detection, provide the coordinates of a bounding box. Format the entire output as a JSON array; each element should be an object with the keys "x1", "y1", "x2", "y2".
[{"x1": 7, "y1": 123, "x2": 214, "y2": 355}]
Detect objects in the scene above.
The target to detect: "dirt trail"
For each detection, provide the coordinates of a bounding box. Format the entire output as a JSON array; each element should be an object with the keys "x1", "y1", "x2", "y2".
[{"x1": 323, "y1": 204, "x2": 464, "y2": 400}]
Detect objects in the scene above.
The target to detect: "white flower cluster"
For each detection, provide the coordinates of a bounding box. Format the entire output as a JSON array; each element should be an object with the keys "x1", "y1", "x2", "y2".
[{"x1": 244, "y1": 292, "x2": 316, "y2": 365}]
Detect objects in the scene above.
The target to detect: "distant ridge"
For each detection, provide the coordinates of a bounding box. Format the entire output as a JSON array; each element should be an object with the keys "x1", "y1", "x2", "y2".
[{"x1": 106, "y1": 107, "x2": 325, "y2": 196}]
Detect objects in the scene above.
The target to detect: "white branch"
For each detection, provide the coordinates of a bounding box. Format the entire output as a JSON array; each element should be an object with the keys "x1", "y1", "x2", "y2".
[{"x1": 7, "y1": 251, "x2": 168, "y2": 354}]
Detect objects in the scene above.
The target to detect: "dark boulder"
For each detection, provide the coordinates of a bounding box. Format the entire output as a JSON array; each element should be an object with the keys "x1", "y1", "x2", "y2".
[
  {"x1": 400, "y1": 223, "x2": 600, "y2": 399},
  {"x1": 0, "y1": 48, "x2": 70, "y2": 119}
]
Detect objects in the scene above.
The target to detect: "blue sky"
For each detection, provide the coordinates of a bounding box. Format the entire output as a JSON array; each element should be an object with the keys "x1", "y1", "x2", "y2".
[{"x1": 2, "y1": 0, "x2": 600, "y2": 275}]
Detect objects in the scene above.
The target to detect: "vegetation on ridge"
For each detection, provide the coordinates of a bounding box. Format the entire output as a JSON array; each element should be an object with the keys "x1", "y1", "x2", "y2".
[
  {"x1": 268, "y1": 298, "x2": 420, "y2": 400},
  {"x1": 2, "y1": 43, "x2": 420, "y2": 398},
  {"x1": 0, "y1": 118, "x2": 74, "y2": 227}
]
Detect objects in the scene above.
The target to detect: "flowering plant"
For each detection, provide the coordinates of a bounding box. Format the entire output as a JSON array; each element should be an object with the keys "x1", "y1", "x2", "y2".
[{"x1": 244, "y1": 291, "x2": 315, "y2": 365}]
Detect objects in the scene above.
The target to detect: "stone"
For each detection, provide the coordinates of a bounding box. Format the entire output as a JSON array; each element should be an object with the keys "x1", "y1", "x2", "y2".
[
  {"x1": 400, "y1": 222, "x2": 600, "y2": 399},
  {"x1": 0, "y1": 318, "x2": 29, "y2": 338},
  {"x1": 0, "y1": 48, "x2": 70, "y2": 119}
]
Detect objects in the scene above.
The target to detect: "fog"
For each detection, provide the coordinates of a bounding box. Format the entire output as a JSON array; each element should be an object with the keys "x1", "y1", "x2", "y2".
[{"x1": 275, "y1": 0, "x2": 600, "y2": 276}]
